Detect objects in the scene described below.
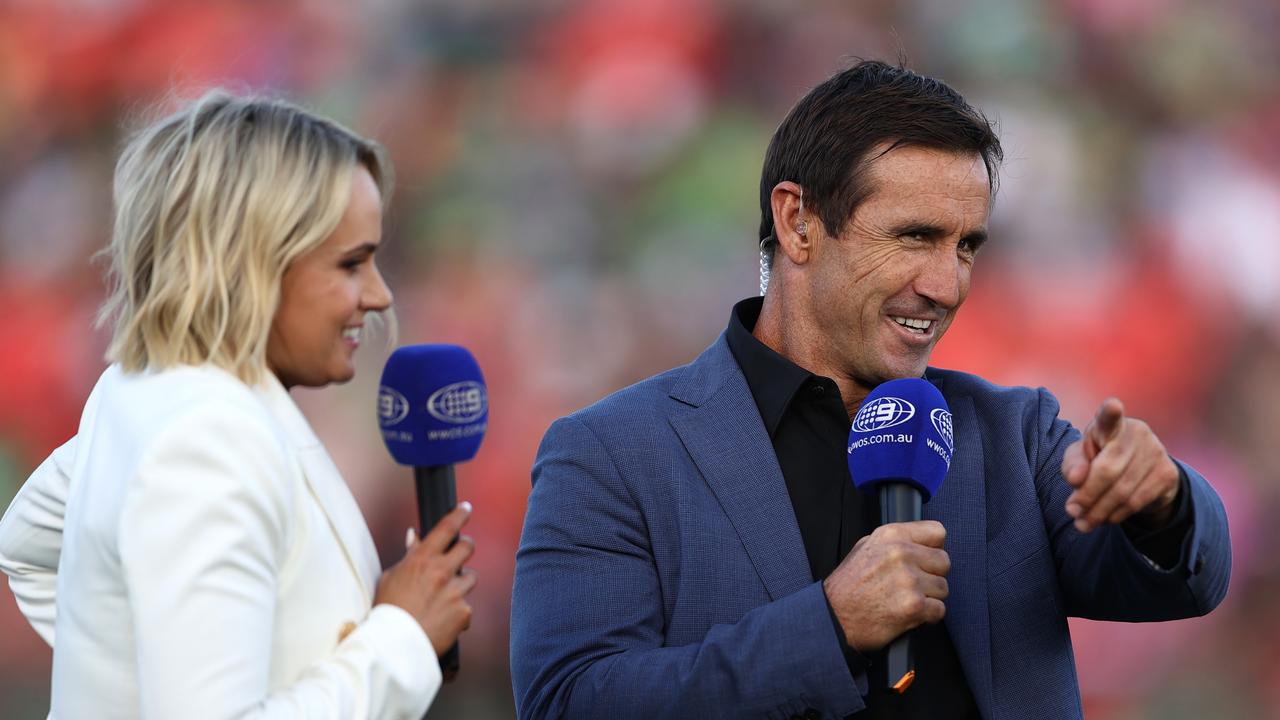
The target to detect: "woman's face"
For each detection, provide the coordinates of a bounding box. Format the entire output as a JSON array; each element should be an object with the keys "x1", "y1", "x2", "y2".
[{"x1": 268, "y1": 166, "x2": 392, "y2": 388}]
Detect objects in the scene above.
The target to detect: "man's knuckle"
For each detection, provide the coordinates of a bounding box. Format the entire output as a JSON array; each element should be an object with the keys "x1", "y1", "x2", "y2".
[
  {"x1": 894, "y1": 571, "x2": 916, "y2": 594},
  {"x1": 1095, "y1": 457, "x2": 1123, "y2": 477},
  {"x1": 902, "y1": 594, "x2": 925, "y2": 617},
  {"x1": 929, "y1": 599, "x2": 947, "y2": 622}
]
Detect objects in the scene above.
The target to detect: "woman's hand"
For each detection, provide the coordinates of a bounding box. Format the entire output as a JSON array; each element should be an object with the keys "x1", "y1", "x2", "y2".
[{"x1": 374, "y1": 502, "x2": 477, "y2": 655}]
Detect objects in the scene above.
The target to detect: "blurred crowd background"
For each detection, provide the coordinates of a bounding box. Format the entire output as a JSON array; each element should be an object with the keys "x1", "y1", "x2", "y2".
[{"x1": 1, "y1": 0, "x2": 1278, "y2": 717}]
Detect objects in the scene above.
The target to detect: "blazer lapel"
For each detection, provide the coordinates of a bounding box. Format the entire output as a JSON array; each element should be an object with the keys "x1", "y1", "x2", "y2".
[
  {"x1": 255, "y1": 377, "x2": 381, "y2": 601},
  {"x1": 668, "y1": 337, "x2": 813, "y2": 601},
  {"x1": 923, "y1": 378, "x2": 995, "y2": 717}
]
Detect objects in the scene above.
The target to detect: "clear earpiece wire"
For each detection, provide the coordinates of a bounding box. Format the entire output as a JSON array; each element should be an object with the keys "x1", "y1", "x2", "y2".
[{"x1": 759, "y1": 244, "x2": 771, "y2": 296}]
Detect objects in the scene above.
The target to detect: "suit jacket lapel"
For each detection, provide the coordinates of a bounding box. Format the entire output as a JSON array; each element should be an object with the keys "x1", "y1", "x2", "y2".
[
  {"x1": 255, "y1": 376, "x2": 381, "y2": 601},
  {"x1": 667, "y1": 342, "x2": 996, "y2": 709},
  {"x1": 923, "y1": 377, "x2": 995, "y2": 717},
  {"x1": 668, "y1": 337, "x2": 813, "y2": 601}
]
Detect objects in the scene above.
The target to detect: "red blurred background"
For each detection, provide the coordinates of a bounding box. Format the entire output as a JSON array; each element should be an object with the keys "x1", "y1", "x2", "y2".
[{"x1": 2, "y1": 1, "x2": 1278, "y2": 717}]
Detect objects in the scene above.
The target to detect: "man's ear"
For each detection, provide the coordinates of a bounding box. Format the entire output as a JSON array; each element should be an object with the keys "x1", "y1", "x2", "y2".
[{"x1": 770, "y1": 181, "x2": 812, "y2": 265}]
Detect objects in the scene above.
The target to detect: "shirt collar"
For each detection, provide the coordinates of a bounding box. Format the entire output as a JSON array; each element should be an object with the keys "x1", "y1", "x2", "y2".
[{"x1": 724, "y1": 296, "x2": 818, "y2": 437}]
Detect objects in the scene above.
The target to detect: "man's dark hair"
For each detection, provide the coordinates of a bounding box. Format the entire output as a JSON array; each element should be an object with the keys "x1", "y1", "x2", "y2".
[{"x1": 758, "y1": 60, "x2": 1002, "y2": 258}]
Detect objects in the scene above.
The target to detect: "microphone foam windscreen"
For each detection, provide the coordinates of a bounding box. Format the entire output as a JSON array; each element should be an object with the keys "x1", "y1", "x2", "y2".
[
  {"x1": 379, "y1": 344, "x2": 488, "y2": 467},
  {"x1": 847, "y1": 377, "x2": 952, "y2": 502}
]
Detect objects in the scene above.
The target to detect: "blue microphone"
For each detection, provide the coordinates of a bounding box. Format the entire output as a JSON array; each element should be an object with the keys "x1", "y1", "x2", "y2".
[
  {"x1": 847, "y1": 377, "x2": 953, "y2": 694},
  {"x1": 379, "y1": 344, "x2": 488, "y2": 681}
]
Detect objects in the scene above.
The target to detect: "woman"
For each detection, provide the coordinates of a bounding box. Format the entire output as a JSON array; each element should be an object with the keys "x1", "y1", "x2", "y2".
[{"x1": 0, "y1": 91, "x2": 475, "y2": 717}]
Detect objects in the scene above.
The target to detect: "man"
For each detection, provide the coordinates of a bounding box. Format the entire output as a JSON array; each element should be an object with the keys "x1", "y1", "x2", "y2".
[{"x1": 510, "y1": 61, "x2": 1230, "y2": 719}]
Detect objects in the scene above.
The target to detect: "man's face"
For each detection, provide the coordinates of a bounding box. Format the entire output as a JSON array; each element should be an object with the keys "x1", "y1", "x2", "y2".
[{"x1": 808, "y1": 145, "x2": 991, "y2": 396}]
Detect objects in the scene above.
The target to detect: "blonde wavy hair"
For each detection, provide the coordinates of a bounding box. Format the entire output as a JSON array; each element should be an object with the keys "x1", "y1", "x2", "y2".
[{"x1": 98, "y1": 89, "x2": 391, "y2": 384}]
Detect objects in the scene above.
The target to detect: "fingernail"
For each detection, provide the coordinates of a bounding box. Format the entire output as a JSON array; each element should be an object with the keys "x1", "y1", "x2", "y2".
[
  {"x1": 460, "y1": 501, "x2": 473, "y2": 513},
  {"x1": 1066, "y1": 503, "x2": 1080, "y2": 518},
  {"x1": 1074, "y1": 519, "x2": 1090, "y2": 533},
  {"x1": 405, "y1": 527, "x2": 416, "y2": 549}
]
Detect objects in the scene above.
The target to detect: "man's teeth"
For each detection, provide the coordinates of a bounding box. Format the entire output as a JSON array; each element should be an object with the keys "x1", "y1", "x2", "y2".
[
  {"x1": 891, "y1": 316, "x2": 932, "y2": 334},
  {"x1": 343, "y1": 327, "x2": 361, "y2": 341}
]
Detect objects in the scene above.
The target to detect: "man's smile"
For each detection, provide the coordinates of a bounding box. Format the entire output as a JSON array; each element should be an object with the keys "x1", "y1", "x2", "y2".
[
  {"x1": 890, "y1": 315, "x2": 933, "y2": 334},
  {"x1": 885, "y1": 313, "x2": 945, "y2": 347}
]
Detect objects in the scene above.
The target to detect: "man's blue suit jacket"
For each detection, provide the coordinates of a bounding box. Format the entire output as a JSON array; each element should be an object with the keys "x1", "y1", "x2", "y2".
[{"x1": 511, "y1": 335, "x2": 1230, "y2": 719}]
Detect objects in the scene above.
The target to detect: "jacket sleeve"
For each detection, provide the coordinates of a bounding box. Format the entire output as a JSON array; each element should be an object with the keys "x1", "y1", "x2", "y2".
[
  {"x1": 118, "y1": 403, "x2": 440, "y2": 720},
  {"x1": 1030, "y1": 388, "x2": 1231, "y2": 620},
  {"x1": 0, "y1": 436, "x2": 75, "y2": 646},
  {"x1": 511, "y1": 416, "x2": 864, "y2": 720}
]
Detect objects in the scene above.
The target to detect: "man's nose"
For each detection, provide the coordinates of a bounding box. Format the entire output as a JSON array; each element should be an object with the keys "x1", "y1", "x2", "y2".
[{"x1": 914, "y1": 247, "x2": 965, "y2": 310}]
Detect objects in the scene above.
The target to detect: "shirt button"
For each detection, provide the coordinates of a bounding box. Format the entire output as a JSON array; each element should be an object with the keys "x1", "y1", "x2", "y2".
[{"x1": 810, "y1": 385, "x2": 825, "y2": 396}]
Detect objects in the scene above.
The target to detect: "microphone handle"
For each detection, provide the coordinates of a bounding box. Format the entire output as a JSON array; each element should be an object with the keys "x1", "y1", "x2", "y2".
[
  {"x1": 414, "y1": 465, "x2": 460, "y2": 682},
  {"x1": 879, "y1": 483, "x2": 923, "y2": 694}
]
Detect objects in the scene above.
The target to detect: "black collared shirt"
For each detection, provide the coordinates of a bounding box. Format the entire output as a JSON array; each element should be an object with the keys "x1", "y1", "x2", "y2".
[
  {"x1": 723, "y1": 296, "x2": 1194, "y2": 719},
  {"x1": 725, "y1": 297, "x2": 980, "y2": 719}
]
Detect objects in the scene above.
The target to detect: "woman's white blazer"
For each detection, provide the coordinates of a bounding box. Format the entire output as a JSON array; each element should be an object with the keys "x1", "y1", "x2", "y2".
[{"x1": 0, "y1": 364, "x2": 441, "y2": 718}]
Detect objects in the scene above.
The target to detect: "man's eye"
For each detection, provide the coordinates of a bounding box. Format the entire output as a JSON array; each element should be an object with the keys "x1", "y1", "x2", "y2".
[{"x1": 959, "y1": 238, "x2": 983, "y2": 255}]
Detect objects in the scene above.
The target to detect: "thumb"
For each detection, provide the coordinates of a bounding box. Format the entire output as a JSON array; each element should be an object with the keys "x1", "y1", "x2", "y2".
[{"x1": 1086, "y1": 397, "x2": 1125, "y2": 456}]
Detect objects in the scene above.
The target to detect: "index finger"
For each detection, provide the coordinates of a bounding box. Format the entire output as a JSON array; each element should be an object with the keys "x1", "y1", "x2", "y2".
[
  {"x1": 1087, "y1": 397, "x2": 1125, "y2": 451},
  {"x1": 903, "y1": 520, "x2": 947, "y2": 548},
  {"x1": 421, "y1": 501, "x2": 473, "y2": 554}
]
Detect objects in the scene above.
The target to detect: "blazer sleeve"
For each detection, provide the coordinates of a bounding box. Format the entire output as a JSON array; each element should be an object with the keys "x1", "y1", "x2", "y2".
[
  {"x1": 1030, "y1": 388, "x2": 1231, "y2": 620},
  {"x1": 118, "y1": 403, "x2": 439, "y2": 720},
  {"x1": 511, "y1": 416, "x2": 864, "y2": 720},
  {"x1": 0, "y1": 435, "x2": 75, "y2": 645}
]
